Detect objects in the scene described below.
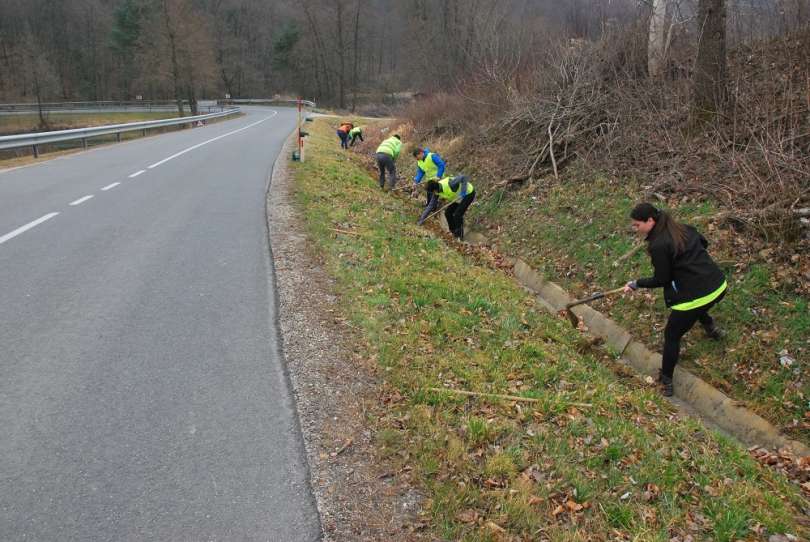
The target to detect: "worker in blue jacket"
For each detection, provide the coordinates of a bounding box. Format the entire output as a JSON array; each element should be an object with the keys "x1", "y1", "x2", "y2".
[{"x1": 412, "y1": 147, "x2": 446, "y2": 185}]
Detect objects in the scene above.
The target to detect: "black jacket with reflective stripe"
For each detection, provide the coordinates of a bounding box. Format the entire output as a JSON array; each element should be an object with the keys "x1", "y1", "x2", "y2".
[{"x1": 636, "y1": 225, "x2": 725, "y2": 308}]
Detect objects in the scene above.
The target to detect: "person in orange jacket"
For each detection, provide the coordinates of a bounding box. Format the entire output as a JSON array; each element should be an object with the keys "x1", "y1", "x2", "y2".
[{"x1": 336, "y1": 122, "x2": 353, "y2": 150}]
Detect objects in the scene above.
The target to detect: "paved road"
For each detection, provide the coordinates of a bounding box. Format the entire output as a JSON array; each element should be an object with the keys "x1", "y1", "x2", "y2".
[{"x1": 0, "y1": 108, "x2": 321, "y2": 541}]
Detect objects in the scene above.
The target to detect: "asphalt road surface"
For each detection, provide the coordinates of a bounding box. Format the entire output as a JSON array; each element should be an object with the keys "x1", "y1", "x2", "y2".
[{"x1": 0, "y1": 107, "x2": 321, "y2": 541}]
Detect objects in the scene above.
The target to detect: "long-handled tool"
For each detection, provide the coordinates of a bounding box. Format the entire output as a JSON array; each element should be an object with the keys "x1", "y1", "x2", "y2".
[
  {"x1": 420, "y1": 200, "x2": 455, "y2": 224},
  {"x1": 563, "y1": 287, "x2": 625, "y2": 328}
]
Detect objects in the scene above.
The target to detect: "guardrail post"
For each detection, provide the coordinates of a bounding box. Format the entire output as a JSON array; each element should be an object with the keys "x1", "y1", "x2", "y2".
[
  {"x1": 116, "y1": 133, "x2": 122, "y2": 142},
  {"x1": 32, "y1": 145, "x2": 39, "y2": 158},
  {"x1": 82, "y1": 138, "x2": 88, "y2": 149},
  {"x1": 142, "y1": 129, "x2": 147, "y2": 137}
]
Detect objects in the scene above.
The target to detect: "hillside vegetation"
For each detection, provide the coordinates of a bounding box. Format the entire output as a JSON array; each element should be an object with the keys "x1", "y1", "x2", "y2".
[
  {"x1": 398, "y1": 27, "x2": 810, "y2": 445},
  {"x1": 290, "y1": 119, "x2": 808, "y2": 541}
]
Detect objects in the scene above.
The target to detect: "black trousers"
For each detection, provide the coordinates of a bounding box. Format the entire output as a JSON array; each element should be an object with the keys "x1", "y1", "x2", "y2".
[
  {"x1": 375, "y1": 152, "x2": 396, "y2": 188},
  {"x1": 349, "y1": 133, "x2": 363, "y2": 146},
  {"x1": 662, "y1": 289, "x2": 725, "y2": 378},
  {"x1": 444, "y1": 192, "x2": 475, "y2": 238}
]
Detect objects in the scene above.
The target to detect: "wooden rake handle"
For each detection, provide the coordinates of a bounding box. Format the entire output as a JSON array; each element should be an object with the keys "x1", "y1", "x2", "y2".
[{"x1": 564, "y1": 286, "x2": 626, "y2": 310}]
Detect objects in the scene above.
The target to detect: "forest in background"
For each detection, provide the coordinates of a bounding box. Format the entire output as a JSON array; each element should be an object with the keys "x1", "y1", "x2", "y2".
[
  {"x1": 1, "y1": 0, "x2": 808, "y2": 244},
  {"x1": 1, "y1": 0, "x2": 808, "y2": 111}
]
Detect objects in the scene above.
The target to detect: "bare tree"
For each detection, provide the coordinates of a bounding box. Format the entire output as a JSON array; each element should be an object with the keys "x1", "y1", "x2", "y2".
[
  {"x1": 351, "y1": 0, "x2": 360, "y2": 112},
  {"x1": 691, "y1": 0, "x2": 727, "y2": 125},
  {"x1": 20, "y1": 30, "x2": 59, "y2": 128},
  {"x1": 648, "y1": 0, "x2": 668, "y2": 78},
  {"x1": 334, "y1": 0, "x2": 347, "y2": 109},
  {"x1": 142, "y1": 0, "x2": 217, "y2": 115}
]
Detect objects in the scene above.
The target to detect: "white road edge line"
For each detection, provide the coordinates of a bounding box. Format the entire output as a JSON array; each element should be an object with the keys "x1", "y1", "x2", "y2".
[
  {"x1": 0, "y1": 212, "x2": 60, "y2": 245},
  {"x1": 69, "y1": 195, "x2": 94, "y2": 206},
  {"x1": 129, "y1": 170, "x2": 145, "y2": 178},
  {"x1": 147, "y1": 112, "x2": 278, "y2": 170},
  {"x1": 101, "y1": 182, "x2": 120, "y2": 191}
]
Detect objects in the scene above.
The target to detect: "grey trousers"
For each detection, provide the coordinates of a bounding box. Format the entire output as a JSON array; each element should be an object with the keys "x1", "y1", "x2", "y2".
[{"x1": 375, "y1": 152, "x2": 396, "y2": 188}]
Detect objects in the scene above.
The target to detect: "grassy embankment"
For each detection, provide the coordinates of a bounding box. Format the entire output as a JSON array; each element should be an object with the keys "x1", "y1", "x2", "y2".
[
  {"x1": 290, "y1": 118, "x2": 808, "y2": 540},
  {"x1": 464, "y1": 170, "x2": 809, "y2": 445}
]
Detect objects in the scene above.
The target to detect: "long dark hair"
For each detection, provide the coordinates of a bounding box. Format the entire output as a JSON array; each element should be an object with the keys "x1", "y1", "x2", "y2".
[{"x1": 631, "y1": 203, "x2": 688, "y2": 254}]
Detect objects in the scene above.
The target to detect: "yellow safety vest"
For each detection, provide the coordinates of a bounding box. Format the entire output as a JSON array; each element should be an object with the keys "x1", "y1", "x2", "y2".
[
  {"x1": 417, "y1": 152, "x2": 440, "y2": 180},
  {"x1": 376, "y1": 137, "x2": 401, "y2": 159},
  {"x1": 437, "y1": 177, "x2": 474, "y2": 201}
]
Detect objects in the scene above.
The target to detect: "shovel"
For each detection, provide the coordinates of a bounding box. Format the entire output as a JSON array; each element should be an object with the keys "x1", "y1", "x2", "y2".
[{"x1": 563, "y1": 286, "x2": 626, "y2": 328}]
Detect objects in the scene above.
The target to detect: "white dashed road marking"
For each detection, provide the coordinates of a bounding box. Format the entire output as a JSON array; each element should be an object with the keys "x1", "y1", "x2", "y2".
[
  {"x1": 147, "y1": 113, "x2": 277, "y2": 170},
  {"x1": 0, "y1": 213, "x2": 60, "y2": 245},
  {"x1": 1, "y1": 112, "x2": 279, "y2": 248},
  {"x1": 69, "y1": 195, "x2": 94, "y2": 206}
]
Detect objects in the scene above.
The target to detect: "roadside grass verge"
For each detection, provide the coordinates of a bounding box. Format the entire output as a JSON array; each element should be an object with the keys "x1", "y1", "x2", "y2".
[
  {"x1": 290, "y1": 119, "x2": 808, "y2": 540},
  {"x1": 470, "y1": 173, "x2": 809, "y2": 444}
]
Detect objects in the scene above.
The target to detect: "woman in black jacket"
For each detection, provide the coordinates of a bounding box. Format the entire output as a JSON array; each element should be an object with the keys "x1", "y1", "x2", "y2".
[{"x1": 623, "y1": 203, "x2": 727, "y2": 396}]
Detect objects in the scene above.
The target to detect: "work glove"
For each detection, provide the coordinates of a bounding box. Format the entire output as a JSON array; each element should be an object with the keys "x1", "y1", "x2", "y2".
[{"x1": 623, "y1": 280, "x2": 638, "y2": 294}]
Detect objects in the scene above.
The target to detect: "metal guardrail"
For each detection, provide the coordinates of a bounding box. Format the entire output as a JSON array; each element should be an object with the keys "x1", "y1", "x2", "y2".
[
  {"x1": 0, "y1": 100, "x2": 222, "y2": 113},
  {"x1": 0, "y1": 108, "x2": 240, "y2": 157},
  {"x1": 221, "y1": 98, "x2": 316, "y2": 108}
]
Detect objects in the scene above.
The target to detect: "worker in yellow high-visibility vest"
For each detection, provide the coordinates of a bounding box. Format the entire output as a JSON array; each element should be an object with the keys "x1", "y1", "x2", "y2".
[
  {"x1": 348, "y1": 126, "x2": 364, "y2": 146},
  {"x1": 417, "y1": 175, "x2": 475, "y2": 239},
  {"x1": 412, "y1": 147, "x2": 446, "y2": 186},
  {"x1": 375, "y1": 134, "x2": 402, "y2": 190}
]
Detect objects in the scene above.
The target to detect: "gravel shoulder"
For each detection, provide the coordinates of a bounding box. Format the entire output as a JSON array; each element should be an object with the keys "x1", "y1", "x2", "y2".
[{"x1": 266, "y1": 135, "x2": 426, "y2": 541}]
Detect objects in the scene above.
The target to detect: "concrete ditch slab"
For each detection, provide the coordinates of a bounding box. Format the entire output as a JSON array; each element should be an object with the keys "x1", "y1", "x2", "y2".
[
  {"x1": 512, "y1": 259, "x2": 810, "y2": 457},
  {"x1": 571, "y1": 304, "x2": 633, "y2": 355}
]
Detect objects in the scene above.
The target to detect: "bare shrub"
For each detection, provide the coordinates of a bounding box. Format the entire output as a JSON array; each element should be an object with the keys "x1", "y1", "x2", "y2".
[{"x1": 401, "y1": 19, "x2": 810, "y2": 248}]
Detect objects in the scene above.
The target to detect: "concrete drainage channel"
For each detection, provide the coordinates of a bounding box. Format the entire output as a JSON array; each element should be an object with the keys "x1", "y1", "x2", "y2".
[
  {"x1": 511, "y1": 258, "x2": 809, "y2": 457},
  {"x1": 450, "y1": 220, "x2": 808, "y2": 456}
]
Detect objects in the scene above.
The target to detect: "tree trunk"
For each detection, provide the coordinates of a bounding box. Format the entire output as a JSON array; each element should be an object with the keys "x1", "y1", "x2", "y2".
[
  {"x1": 351, "y1": 0, "x2": 360, "y2": 113},
  {"x1": 302, "y1": 3, "x2": 332, "y2": 102},
  {"x1": 188, "y1": 69, "x2": 198, "y2": 115},
  {"x1": 648, "y1": 0, "x2": 667, "y2": 78},
  {"x1": 335, "y1": 0, "x2": 346, "y2": 110},
  {"x1": 161, "y1": 0, "x2": 185, "y2": 116},
  {"x1": 691, "y1": 0, "x2": 727, "y2": 126}
]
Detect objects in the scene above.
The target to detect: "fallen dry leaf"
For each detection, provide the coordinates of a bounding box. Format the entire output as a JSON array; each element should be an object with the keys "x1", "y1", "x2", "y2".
[
  {"x1": 566, "y1": 499, "x2": 584, "y2": 512},
  {"x1": 455, "y1": 509, "x2": 478, "y2": 524},
  {"x1": 485, "y1": 521, "x2": 506, "y2": 533}
]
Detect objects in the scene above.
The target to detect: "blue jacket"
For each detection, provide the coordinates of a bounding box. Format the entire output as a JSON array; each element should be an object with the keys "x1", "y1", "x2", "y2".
[{"x1": 413, "y1": 149, "x2": 446, "y2": 183}]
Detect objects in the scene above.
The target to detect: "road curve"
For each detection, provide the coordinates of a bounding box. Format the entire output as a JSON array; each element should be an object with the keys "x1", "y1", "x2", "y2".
[{"x1": 0, "y1": 107, "x2": 321, "y2": 541}]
